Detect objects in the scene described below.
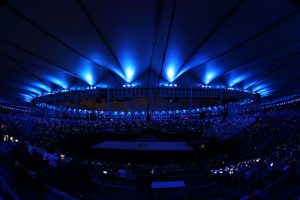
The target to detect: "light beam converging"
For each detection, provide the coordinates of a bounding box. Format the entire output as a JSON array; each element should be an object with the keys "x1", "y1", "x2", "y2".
[
  {"x1": 166, "y1": 67, "x2": 175, "y2": 82},
  {"x1": 125, "y1": 67, "x2": 134, "y2": 83},
  {"x1": 85, "y1": 73, "x2": 94, "y2": 86}
]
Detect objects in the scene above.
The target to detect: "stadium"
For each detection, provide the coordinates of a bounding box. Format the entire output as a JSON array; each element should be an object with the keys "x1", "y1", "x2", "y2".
[{"x1": 1, "y1": 0, "x2": 300, "y2": 199}]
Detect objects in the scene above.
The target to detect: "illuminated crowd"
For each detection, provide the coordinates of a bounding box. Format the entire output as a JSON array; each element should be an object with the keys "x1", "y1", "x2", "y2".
[
  {"x1": 0, "y1": 111, "x2": 258, "y2": 149},
  {"x1": 209, "y1": 109, "x2": 300, "y2": 197},
  {"x1": 1, "y1": 95, "x2": 300, "y2": 199}
]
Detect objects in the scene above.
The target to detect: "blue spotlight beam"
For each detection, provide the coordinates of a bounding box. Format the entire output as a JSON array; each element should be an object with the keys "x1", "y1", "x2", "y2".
[
  {"x1": 153, "y1": 0, "x2": 177, "y2": 111},
  {"x1": 76, "y1": 0, "x2": 125, "y2": 85},
  {"x1": 248, "y1": 49, "x2": 300, "y2": 89},
  {"x1": 0, "y1": 64, "x2": 50, "y2": 93},
  {"x1": 147, "y1": 0, "x2": 164, "y2": 72},
  {"x1": 176, "y1": 0, "x2": 244, "y2": 79},
  {"x1": 6, "y1": 3, "x2": 116, "y2": 77},
  {"x1": 256, "y1": 79, "x2": 300, "y2": 95},
  {"x1": 124, "y1": 67, "x2": 134, "y2": 82},
  {"x1": 0, "y1": 85, "x2": 39, "y2": 99},
  {"x1": 0, "y1": 64, "x2": 51, "y2": 93},
  {"x1": 146, "y1": 0, "x2": 164, "y2": 112},
  {"x1": 222, "y1": 54, "x2": 294, "y2": 87},
  {"x1": 77, "y1": 0, "x2": 123, "y2": 73},
  {"x1": 222, "y1": 52, "x2": 295, "y2": 78},
  {"x1": 0, "y1": 38, "x2": 83, "y2": 80},
  {"x1": 0, "y1": 53, "x2": 80, "y2": 83},
  {"x1": 0, "y1": 49, "x2": 71, "y2": 91},
  {"x1": 0, "y1": 48, "x2": 53, "y2": 88},
  {"x1": 156, "y1": 0, "x2": 177, "y2": 86},
  {"x1": 0, "y1": 92, "x2": 27, "y2": 102},
  {"x1": 179, "y1": 9, "x2": 300, "y2": 78},
  {"x1": 84, "y1": 73, "x2": 93, "y2": 86},
  {"x1": 220, "y1": 36, "x2": 300, "y2": 78}
]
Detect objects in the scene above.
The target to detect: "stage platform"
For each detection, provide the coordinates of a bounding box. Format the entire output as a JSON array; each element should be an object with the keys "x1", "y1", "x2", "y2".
[{"x1": 92, "y1": 141, "x2": 193, "y2": 151}]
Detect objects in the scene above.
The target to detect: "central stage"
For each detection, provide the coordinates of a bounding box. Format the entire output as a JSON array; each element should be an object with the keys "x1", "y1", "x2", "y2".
[{"x1": 92, "y1": 141, "x2": 193, "y2": 151}]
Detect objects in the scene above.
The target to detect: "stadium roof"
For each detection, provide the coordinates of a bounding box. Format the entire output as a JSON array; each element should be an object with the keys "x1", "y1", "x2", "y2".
[{"x1": 0, "y1": 0, "x2": 300, "y2": 101}]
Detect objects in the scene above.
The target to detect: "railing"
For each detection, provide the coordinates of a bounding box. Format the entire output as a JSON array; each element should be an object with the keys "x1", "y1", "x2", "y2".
[{"x1": 33, "y1": 87, "x2": 255, "y2": 104}]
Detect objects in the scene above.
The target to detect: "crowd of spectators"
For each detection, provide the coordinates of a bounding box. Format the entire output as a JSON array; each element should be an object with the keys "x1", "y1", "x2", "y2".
[
  {"x1": 209, "y1": 109, "x2": 300, "y2": 198},
  {"x1": 0, "y1": 111, "x2": 258, "y2": 151},
  {"x1": 1, "y1": 96, "x2": 300, "y2": 199}
]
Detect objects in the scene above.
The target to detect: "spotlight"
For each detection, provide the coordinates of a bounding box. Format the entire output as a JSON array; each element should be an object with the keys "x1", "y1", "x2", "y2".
[
  {"x1": 123, "y1": 83, "x2": 138, "y2": 88},
  {"x1": 166, "y1": 67, "x2": 175, "y2": 82},
  {"x1": 125, "y1": 67, "x2": 134, "y2": 82}
]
